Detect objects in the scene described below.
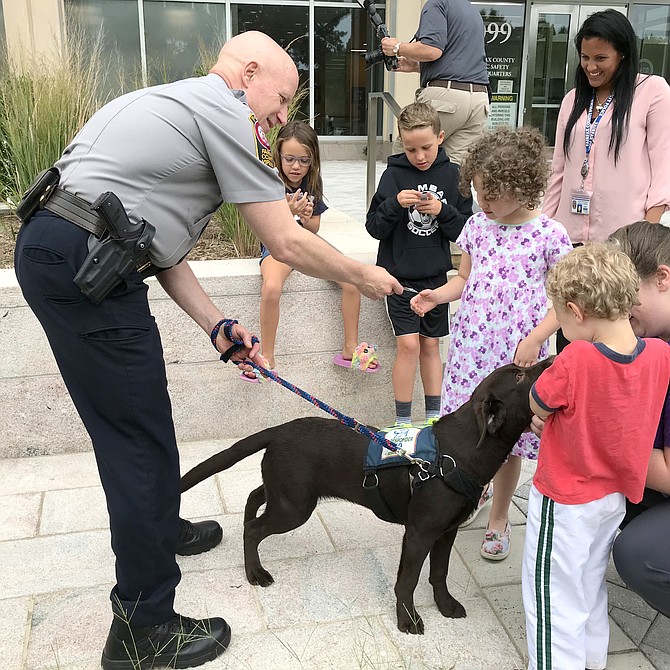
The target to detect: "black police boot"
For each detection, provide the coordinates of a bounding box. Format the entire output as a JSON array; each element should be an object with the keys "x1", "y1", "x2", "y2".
[
  {"x1": 101, "y1": 612, "x2": 231, "y2": 669},
  {"x1": 176, "y1": 518, "x2": 223, "y2": 556}
]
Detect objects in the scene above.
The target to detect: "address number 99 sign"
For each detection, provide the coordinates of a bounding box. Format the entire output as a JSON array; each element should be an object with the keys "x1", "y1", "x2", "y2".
[{"x1": 485, "y1": 21, "x2": 512, "y2": 44}]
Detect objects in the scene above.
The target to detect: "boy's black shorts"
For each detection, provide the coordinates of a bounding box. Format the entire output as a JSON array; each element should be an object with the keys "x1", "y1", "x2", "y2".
[{"x1": 385, "y1": 276, "x2": 449, "y2": 338}]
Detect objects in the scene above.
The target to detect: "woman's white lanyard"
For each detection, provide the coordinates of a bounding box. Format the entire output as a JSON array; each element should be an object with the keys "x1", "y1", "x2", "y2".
[{"x1": 581, "y1": 91, "x2": 614, "y2": 187}]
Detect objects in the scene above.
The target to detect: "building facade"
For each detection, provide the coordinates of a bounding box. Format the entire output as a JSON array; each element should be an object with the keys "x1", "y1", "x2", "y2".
[{"x1": 1, "y1": 0, "x2": 669, "y2": 148}]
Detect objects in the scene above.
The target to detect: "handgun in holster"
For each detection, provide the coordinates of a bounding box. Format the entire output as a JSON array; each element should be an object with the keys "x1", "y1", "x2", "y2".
[{"x1": 73, "y1": 192, "x2": 156, "y2": 304}]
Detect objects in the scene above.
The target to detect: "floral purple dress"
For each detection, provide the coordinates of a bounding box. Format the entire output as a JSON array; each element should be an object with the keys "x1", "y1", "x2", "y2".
[{"x1": 441, "y1": 212, "x2": 572, "y2": 459}]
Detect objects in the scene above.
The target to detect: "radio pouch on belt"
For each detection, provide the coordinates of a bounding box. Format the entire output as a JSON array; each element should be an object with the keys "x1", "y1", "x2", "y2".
[
  {"x1": 73, "y1": 191, "x2": 155, "y2": 304},
  {"x1": 15, "y1": 167, "x2": 60, "y2": 223}
]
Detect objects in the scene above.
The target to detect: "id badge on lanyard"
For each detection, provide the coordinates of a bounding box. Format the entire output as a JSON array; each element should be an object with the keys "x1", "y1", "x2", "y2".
[{"x1": 572, "y1": 92, "x2": 613, "y2": 215}]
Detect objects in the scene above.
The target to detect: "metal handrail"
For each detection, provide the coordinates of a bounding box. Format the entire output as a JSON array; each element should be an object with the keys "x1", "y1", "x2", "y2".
[{"x1": 367, "y1": 91, "x2": 402, "y2": 206}]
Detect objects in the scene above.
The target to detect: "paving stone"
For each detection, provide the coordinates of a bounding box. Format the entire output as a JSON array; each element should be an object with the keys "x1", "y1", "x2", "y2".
[
  {"x1": 316, "y1": 499, "x2": 404, "y2": 551},
  {"x1": 644, "y1": 614, "x2": 670, "y2": 656},
  {"x1": 0, "y1": 597, "x2": 30, "y2": 670},
  {"x1": 485, "y1": 583, "x2": 527, "y2": 658},
  {"x1": 251, "y1": 545, "x2": 442, "y2": 630},
  {"x1": 179, "y1": 439, "x2": 262, "y2": 474},
  {"x1": 512, "y1": 494, "x2": 530, "y2": 516},
  {"x1": 609, "y1": 582, "x2": 658, "y2": 621},
  {"x1": 639, "y1": 644, "x2": 670, "y2": 670},
  {"x1": 606, "y1": 554, "x2": 627, "y2": 588},
  {"x1": 0, "y1": 531, "x2": 115, "y2": 599},
  {"x1": 175, "y1": 566, "x2": 267, "y2": 637},
  {"x1": 215, "y1": 467, "x2": 264, "y2": 515},
  {"x1": 454, "y1": 525, "x2": 526, "y2": 587},
  {"x1": 265, "y1": 616, "x2": 405, "y2": 670},
  {"x1": 610, "y1": 605, "x2": 653, "y2": 646},
  {"x1": 380, "y1": 599, "x2": 525, "y2": 670},
  {"x1": 26, "y1": 586, "x2": 111, "y2": 669},
  {"x1": 178, "y1": 475, "x2": 225, "y2": 519},
  {"x1": 605, "y1": 651, "x2": 658, "y2": 669},
  {"x1": 40, "y1": 487, "x2": 108, "y2": 535},
  {"x1": 610, "y1": 615, "x2": 641, "y2": 654},
  {"x1": 0, "y1": 492, "x2": 41, "y2": 540},
  {"x1": 0, "y1": 451, "x2": 100, "y2": 496}
]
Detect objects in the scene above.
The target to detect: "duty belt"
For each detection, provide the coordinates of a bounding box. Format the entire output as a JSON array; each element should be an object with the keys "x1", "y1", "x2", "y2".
[
  {"x1": 426, "y1": 80, "x2": 488, "y2": 94},
  {"x1": 44, "y1": 188, "x2": 106, "y2": 237}
]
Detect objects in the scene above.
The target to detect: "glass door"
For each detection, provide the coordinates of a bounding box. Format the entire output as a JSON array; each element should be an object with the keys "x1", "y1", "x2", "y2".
[{"x1": 524, "y1": 4, "x2": 627, "y2": 145}]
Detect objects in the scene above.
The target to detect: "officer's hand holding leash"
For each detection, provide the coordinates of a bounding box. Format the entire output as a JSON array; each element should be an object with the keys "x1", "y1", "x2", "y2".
[{"x1": 210, "y1": 318, "x2": 264, "y2": 378}]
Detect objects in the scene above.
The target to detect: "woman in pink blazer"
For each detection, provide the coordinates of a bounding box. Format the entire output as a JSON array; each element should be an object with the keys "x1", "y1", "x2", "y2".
[{"x1": 543, "y1": 10, "x2": 670, "y2": 245}]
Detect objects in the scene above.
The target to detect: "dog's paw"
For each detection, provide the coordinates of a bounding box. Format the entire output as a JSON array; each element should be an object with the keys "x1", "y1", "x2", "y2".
[
  {"x1": 397, "y1": 609, "x2": 425, "y2": 635},
  {"x1": 246, "y1": 566, "x2": 274, "y2": 587},
  {"x1": 436, "y1": 597, "x2": 466, "y2": 619}
]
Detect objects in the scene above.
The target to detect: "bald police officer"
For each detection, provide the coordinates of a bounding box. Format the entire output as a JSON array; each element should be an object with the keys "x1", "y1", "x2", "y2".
[{"x1": 14, "y1": 31, "x2": 402, "y2": 669}]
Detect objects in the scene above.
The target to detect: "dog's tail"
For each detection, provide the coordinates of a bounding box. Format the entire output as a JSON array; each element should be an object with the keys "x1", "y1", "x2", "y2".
[{"x1": 181, "y1": 428, "x2": 273, "y2": 492}]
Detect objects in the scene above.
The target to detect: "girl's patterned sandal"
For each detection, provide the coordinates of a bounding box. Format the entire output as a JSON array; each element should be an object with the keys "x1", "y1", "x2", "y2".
[{"x1": 480, "y1": 522, "x2": 511, "y2": 561}]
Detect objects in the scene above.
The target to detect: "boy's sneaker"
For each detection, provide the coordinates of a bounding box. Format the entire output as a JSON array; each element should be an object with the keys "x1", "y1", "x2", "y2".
[{"x1": 459, "y1": 481, "x2": 493, "y2": 528}]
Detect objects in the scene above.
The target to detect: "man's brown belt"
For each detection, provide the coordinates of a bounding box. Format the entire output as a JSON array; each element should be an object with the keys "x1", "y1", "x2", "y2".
[{"x1": 427, "y1": 80, "x2": 488, "y2": 94}]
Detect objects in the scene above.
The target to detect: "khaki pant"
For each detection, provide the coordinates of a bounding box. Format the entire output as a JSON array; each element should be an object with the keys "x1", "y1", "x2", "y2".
[{"x1": 394, "y1": 85, "x2": 489, "y2": 166}]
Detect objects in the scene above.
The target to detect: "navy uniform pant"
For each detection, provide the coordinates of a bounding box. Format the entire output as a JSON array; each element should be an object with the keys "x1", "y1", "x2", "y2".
[{"x1": 15, "y1": 211, "x2": 181, "y2": 626}]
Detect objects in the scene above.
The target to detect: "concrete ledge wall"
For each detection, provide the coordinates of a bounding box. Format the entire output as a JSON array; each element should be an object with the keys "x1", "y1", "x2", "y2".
[{"x1": 1, "y1": 258, "x2": 433, "y2": 459}]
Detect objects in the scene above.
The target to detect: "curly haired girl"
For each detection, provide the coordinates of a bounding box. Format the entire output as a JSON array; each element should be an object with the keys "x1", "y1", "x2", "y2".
[{"x1": 410, "y1": 126, "x2": 572, "y2": 561}]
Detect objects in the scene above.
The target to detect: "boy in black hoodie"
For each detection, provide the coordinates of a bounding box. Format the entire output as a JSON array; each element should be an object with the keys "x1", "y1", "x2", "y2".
[{"x1": 366, "y1": 102, "x2": 472, "y2": 426}]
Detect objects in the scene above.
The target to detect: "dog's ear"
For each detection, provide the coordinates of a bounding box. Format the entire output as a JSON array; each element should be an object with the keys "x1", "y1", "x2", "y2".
[{"x1": 473, "y1": 394, "x2": 507, "y2": 449}]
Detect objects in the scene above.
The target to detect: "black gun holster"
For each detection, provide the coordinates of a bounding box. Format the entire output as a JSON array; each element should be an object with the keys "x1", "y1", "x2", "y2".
[
  {"x1": 73, "y1": 228, "x2": 155, "y2": 304},
  {"x1": 73, "y1": 192, "x2": 156, "y2": 304}
]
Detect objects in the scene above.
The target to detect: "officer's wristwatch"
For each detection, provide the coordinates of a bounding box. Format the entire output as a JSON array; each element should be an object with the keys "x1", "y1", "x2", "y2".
[{"x1": 393, "y1": 42, "x2": 402, "y2": 56}]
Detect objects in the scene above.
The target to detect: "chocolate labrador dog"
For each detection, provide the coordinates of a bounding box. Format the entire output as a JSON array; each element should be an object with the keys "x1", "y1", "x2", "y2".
[{"x1": 181, "y1": 358, "x2": 552, "y2": 634}]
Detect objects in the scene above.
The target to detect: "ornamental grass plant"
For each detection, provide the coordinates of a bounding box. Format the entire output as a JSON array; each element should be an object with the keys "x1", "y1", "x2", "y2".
[
  {"x1": 0, "y1": 34, "x2": 308, "y2": 261},
  {"x1": 0, "y1": 29, "x2": 106, "y2": 217}
]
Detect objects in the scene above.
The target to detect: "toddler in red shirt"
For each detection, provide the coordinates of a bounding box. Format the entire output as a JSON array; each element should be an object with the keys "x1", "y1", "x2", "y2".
[{"x1": 523, "y1": 243, "x2": 670, "y2": 670}]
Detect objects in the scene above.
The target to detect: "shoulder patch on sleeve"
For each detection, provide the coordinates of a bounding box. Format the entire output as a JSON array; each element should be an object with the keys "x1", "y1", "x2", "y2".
[{"x1": 249, "y1": 113, "x2": 274, "y2": 168}]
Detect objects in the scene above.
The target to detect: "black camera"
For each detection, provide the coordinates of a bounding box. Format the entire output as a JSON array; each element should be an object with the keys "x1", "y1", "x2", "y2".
[{"x1": 359, "y1": 0, "x2": 398, "y2": 71}]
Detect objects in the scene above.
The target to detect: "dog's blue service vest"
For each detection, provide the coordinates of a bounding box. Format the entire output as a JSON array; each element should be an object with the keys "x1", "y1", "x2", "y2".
[
  {"x1": 365, "y1": 425, "x2": 436, "y2": 471},
  {"x1": 363, "y1": 425, "x2": 484, "y2": 524}
]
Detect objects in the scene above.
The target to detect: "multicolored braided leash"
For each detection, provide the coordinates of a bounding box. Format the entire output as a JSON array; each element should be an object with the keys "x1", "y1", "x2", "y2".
[{"x1": 210, "y1": 318, "x2": 424, "y2": 465}]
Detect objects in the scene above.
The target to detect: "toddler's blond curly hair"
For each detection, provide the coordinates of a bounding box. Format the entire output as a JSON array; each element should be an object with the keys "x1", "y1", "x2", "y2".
[
  {"x1": 546, "y1": 243, "x2": 639, "y2": 320},
  {"x1": 459, "y1": 126, "x2": 550, "y2": 209}
]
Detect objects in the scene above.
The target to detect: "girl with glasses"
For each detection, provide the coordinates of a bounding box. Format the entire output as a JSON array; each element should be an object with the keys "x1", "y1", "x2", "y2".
[{"x1": 246, "y1": 121, "x2": 373, "y2": 377}]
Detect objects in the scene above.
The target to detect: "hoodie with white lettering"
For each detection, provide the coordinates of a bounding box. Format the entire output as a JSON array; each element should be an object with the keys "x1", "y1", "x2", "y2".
[{"x1": 365, "y1": 149, "x2": 472, "y2": 280}]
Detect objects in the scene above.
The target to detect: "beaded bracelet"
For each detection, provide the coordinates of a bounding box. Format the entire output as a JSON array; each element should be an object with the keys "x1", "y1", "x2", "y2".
[{"x1": 210, "y1": 318, "x2": 238, "y2": 351}]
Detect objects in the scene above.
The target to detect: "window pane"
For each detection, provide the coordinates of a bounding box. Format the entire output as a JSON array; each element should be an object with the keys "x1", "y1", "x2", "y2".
[
  {"x1": 631, "y1": 4, "x2": 670, "y2": 81},
  {"x1": 314, "y1": 5, "x2": 384, "y2": 136},
  {"x1": 476, "y1": 4, "x2": 525, "y2": 130},
  {"x1": 144, "y1": 1, "x2": 227, "y2": 84},
  {"x1": 65, "y1": 0, "x2": 141, "y2": 94},
  {"x1": 231, "y1": 4, "x2": 310, "y2": 119}
]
